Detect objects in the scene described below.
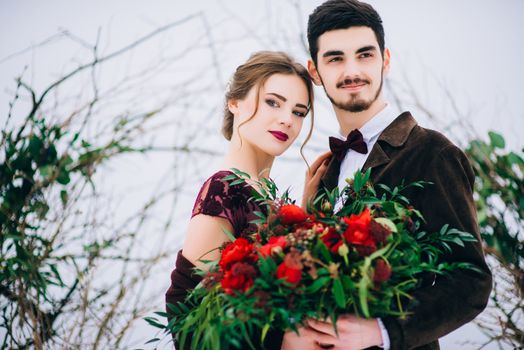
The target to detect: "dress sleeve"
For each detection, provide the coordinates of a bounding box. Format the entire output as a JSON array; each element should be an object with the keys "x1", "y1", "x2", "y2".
[{"x1": 191, "y1": 171, "x2": 257, "y2": 236}]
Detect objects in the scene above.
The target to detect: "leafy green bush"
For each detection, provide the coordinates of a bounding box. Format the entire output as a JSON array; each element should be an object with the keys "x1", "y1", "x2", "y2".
[
  {"x1": 1, "y1": 105, "x2": 139, "y2": 349},
  {"x1": 465, "y1": 131, "x2": 524, "y2": 348}
]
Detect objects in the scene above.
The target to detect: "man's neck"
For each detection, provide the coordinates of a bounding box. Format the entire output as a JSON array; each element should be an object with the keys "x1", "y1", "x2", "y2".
[{"x1": 335, "y1": 99, "x2": 387, "y2": 136}]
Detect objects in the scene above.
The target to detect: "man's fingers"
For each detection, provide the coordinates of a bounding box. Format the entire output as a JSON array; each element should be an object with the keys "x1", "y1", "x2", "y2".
[
  {"x1": 301, "y1": 326, "x2": 336, "y2": 344},
  {"x1": 306, "y1": 319, "x2": 336, "y2": 336}
]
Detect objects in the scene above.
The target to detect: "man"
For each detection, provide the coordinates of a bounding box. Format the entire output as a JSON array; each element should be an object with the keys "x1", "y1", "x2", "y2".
[{"x1": 283, "y1": 0, "x2": 492, "y2": 349}]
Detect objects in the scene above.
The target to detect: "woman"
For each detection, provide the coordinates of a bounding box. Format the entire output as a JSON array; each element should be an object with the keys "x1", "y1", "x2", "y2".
[{"x1": 165, "y1": 51, "x2": 330, "y2": 349}]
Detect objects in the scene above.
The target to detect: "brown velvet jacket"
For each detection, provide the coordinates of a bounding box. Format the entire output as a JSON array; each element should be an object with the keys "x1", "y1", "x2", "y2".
[{"x1": 320, "y1": 112, "x2": 492, "y2": 350}]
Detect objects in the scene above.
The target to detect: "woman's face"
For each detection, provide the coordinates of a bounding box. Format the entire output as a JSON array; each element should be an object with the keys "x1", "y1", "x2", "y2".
[{"x1": 229, "y1": 73, "x2": 310, "y2": 157}]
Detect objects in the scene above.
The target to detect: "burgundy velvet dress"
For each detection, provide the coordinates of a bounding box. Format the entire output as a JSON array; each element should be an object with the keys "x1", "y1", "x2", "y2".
[{"x1": 165, "y1": 170, "x2": 284, "y2": 349}]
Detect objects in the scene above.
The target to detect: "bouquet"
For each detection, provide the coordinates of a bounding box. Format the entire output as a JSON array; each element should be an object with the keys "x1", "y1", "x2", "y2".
[{"x1": 163, "y1": 169, "x2": 477, "y2": 349}]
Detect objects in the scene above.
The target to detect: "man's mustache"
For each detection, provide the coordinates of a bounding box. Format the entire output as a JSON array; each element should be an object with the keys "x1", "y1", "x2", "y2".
[{"x1": 336, "y1": 78, "x2": 370, "y2": 88}]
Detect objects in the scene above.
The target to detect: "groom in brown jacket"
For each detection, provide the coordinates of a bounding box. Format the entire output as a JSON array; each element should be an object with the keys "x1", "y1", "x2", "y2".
[{"x1": 282, "y1": 0, "x2": 492, "y2": 349}]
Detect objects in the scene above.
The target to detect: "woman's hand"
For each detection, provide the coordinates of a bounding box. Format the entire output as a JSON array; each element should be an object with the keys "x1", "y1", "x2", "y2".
[{"x1": 302, "y1": 151, "x2": 332, "y2": 210}]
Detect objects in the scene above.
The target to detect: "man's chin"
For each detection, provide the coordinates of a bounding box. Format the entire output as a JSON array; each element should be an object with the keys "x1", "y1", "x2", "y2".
[{"x1": 334, "y1": 99, "x2": 371, "y2": 113}]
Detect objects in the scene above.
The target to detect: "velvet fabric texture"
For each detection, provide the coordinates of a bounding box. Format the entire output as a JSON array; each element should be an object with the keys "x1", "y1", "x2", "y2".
[{"x1": 320, "y1": 112, "x2": 492, "y2": 350}]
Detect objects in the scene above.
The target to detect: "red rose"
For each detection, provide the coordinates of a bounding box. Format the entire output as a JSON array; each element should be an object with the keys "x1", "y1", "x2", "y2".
[
  {"x1": 276, "y1": 251, "x2": 303, "y2": 285},
  {"x1": 221, "y1": 262, "x2": 257, "y2": 295},
  {"x1": 343, "y1": 208, "x2": 376, "y2": 256},
  {"x1": 278, "y1": 204, "x2": 309, "y2": 225},
  {"x1": 259, "y1": 236, "x2": 287, "y2": 257},
  {"x1": 373, "y1": 259, "x2": 392, "y2": 283},
  {"x1": 320, "y1": 228, "x2": 343, "y2": 253},
  {"x1": 219, "y1": 238, "x2": 257, "y2": 270}
]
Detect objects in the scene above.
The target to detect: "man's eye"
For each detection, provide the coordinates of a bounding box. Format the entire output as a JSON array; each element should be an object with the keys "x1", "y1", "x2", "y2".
[
  {"x1": 328, "y1": 57, "x2": 342, "y2": 63},
  {"x1": 359, "y1": 53, "x2": 373, "y2": 59},
  {"x1": 265, "y1": 99, "x2": 279, "y2": 107}
]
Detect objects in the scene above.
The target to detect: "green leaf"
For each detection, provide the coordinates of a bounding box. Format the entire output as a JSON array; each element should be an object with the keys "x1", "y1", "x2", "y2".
[
  {"x1": 374, "y1": 217, "x2": 398, "y2": 233},
  {"x1": 507, "y1": 151, "x2": 524, "y2": 166},
  {"x1": 305, "y1": 276, "x2": 330, "y2": 293},
  {"x1": 144, "y1": 317, "x2": 165, "y2": 329},
  {"x1": 222, "y1": 228, "x2": 236, "y2": 242},
  {"x1": 60, "y1": 190, "x2": 68, "y2": 207},
  {"x1": 145, "y1": 338, "x2": 160, "y2": 345},
  {"x1": 57, "y1": 169, "x2": 71, "y2": 185},
  {"x1": 488, "y1": 131, "x2": 505, "y2": 149},
  {"x1": 332, "y1": 278, "x2": 345, "y2": 308}
]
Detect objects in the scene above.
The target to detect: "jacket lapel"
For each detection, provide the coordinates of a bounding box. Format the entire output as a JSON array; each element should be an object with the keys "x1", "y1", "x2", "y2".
[{"x1": 362, "y1": 111, "x2": 417, "y2": 172}]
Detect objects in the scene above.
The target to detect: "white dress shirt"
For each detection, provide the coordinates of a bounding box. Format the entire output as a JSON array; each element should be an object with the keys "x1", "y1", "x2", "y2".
[
  {"x1": 336, "y1": 103, "x2": 398, "y2": 349},
  {"x1": 336, "y1": 103, "x2": 398, "y2": 191}
]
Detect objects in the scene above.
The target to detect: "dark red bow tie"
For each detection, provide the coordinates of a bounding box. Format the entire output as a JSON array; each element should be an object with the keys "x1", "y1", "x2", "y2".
[{"x1": 329, "y1": 129, "x2": 368, "y2": 161}]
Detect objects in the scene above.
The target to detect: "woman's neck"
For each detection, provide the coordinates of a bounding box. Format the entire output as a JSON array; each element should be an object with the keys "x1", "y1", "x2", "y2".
[{"x1": 221, "y1": 142, "x2": 274, "y2": 182}]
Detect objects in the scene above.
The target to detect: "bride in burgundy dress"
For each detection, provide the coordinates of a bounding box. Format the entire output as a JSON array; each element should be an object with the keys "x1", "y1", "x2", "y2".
[{"x1": 165, "y1": 51, "x2": 330, "y2": 349}]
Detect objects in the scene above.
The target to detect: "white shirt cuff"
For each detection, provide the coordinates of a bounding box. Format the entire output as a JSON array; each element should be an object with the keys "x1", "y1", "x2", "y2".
[{"x1": 377, "y1": 318, "x2": 390, "y2": 350}]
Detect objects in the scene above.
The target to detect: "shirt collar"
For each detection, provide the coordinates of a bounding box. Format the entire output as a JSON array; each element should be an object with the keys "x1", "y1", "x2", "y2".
[{"x1": 337, "y1": 103, "x2": 398, "y2": 143}]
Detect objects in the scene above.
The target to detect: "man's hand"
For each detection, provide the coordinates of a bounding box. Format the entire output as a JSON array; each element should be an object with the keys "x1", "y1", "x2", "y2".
[
  {"x1": 302, "y1": 315, "x2": 383, "y2": 350},
  {"x1": 302, "y1": 151, "x2": 332, "y2": 209},
  {"x1": 281, "y1": 327, "x2": 316, "y2": 350}
]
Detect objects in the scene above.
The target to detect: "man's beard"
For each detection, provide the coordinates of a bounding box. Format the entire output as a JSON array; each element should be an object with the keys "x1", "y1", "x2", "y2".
[{"x1": 321, "y1": 70, "x2": 384, "y2": 113}]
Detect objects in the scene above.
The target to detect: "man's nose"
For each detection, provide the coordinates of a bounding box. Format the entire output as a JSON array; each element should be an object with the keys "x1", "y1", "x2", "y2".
[{"x1": 343, "y1": 59, "x2": 361, "y2": 78}]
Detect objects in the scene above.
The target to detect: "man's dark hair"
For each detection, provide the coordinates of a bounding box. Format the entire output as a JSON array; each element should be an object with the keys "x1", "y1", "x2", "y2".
[{"x1": 307, "y1": 0, "x2": 385, "y2": 65}]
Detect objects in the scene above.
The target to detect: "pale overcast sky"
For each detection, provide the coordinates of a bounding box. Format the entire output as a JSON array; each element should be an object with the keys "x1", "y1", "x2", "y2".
[{"x1": 1, "y1": 1, "x2": 520, "y2": 349}]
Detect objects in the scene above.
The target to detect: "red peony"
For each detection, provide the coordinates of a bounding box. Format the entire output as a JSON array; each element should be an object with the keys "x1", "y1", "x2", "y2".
[
  {"x1": 259, "y1": 236, "x2": 287, "y2": 257},
  {"x1": 276, "y1": 251, "x2": 303, "y2": 285},
  {"x1": 219, "y1": 238, "x2": 257, "y2": 270},
  {"x1": 278, "y1": 204, "x2": 309, "y2": 225},
  {"x1": 373, "y1": 259, "x2": 392, "y2": 283},
  {"x1": 221, "y1": 262, "x2": 257, "y2": 295},
  {"x1": 343, "y1": 208, "x2": 376, "y2": 255}
]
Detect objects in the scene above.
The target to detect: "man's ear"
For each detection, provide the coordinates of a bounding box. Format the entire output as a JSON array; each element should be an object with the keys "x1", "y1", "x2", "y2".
[
  {"x1": 382, "y1": 47, "x2": 391, "y2": 75},
  {"x1": 227, "y1": 99, "x2": 239, "y2": 114},
  {"x1": 307, "y1": 60, "x2": 323, "y2": 86}
]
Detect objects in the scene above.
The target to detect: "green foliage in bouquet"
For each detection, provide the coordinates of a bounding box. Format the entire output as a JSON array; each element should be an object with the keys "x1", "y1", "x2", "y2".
[{"x1": 159, "y1": 169, "x2": 478, "y2": 350}]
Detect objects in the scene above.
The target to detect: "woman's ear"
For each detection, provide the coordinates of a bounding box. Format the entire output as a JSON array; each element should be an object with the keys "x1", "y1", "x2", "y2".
[{"x1": 228, "y1": 99, "x2": 239, "y2": 114}]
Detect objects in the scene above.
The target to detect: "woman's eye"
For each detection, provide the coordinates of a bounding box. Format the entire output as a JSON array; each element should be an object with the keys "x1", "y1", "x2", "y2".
[
  {"x1": 293, "y1": 110, "x2": 306, "y2": 118},
  {"x1": 265, "y1": 99, "x2": 279, "y2": 107}
]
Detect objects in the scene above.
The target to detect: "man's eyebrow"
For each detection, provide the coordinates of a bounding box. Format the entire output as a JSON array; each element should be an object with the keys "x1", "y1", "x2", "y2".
[
  {"x1": 322, "y1": 50, "x2": 344, "y2": 58},
  {"x1": 267, "y1": 92, "x2": 308, "y2": 109},
  {"x1": 356, "y1": 45, "x2": 377, "y2": 54}
]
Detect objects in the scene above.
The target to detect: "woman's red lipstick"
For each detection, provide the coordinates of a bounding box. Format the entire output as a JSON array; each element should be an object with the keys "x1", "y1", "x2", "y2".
[{"x1": 269, "y1": 131, "x2": 289, "y2": 141}]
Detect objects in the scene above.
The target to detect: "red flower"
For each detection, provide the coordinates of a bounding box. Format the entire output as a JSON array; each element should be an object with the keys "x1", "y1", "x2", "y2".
[
  {"x1": 259, "y1": 236, "x2": 287, "y2": 257},
  {"x1": 221, "y1": 262, "x2": 257, "y2": 295},
  {"x1": 278, "y1": 204, "x2": 309, "y2": 225},
  {"x1": 369, "y1": 220, "x2": 391, "y2": 246},
  {"x1": 276, "y1": 251, "x2": 303, "y2": 285},
  {"x1": 343, "y1": 208, "x2": 376, "y2": 256},
  {"x1": 219, "y1": 238, "x2": 257, "y2": 270},
  {"x1": 373, "y1": 259, "x2": 392, "y2": 283},
  {"x1": 320, "y1": 228, "x2": 343, "y2": 253}
]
